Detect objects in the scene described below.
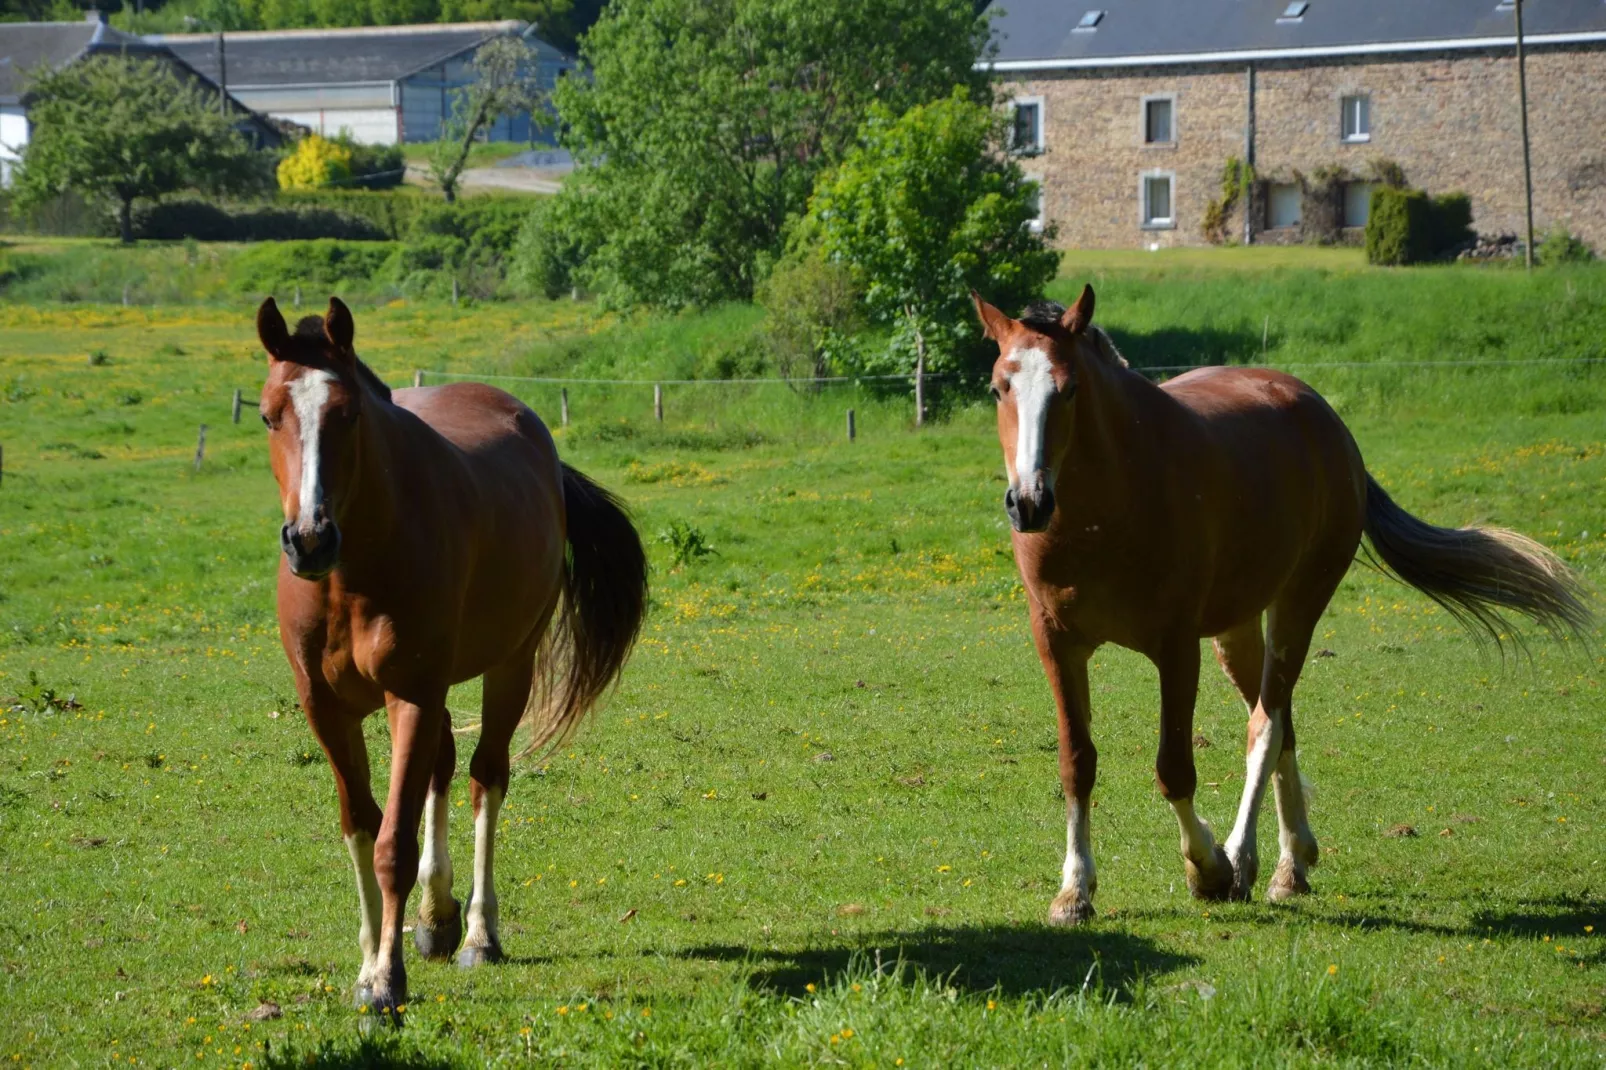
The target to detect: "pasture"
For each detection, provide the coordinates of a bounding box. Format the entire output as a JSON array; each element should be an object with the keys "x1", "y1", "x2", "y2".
[{"x1": 0, "y1": 253, "x2": 1603, "y2": 1066}]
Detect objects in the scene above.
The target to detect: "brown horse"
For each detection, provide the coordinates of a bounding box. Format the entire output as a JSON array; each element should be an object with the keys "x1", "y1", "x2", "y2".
[
  {"x1": 256, "y1": 297, "x2": 647, "y2": 1017},
  {"x1": 972, "y1": 285, "x2": 1590, "y2": 924}
]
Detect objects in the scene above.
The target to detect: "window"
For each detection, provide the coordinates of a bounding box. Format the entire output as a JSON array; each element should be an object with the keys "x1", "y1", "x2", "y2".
[
  {"x1": 1012, "y1": 97, "x2": 1043, "y2": 154},
  {"x1": 1343, "y1": 182, "x2": 1376, "y2": 227},
  {"x1": 1277, "y1": 1, "x2": 1308, "y2": 21},
  {"x1": 1024, "y1": 175, "x2": 1045, "y2": 232},
  {"x1": 1341, "y1": 94, "x2": 1370, "y2": 141},
  {"x1": 1074, "y1": 9, "x2": 1104, "y2": 32},
  {"x1": 1144, "y1": 96, "x2": 1174, "y2": 145},
  {"x1": 1268, "y1": 183, "x2": 1302, "y2": 229},
  {"x1": 1141, "y1": 172, "x2": 1174, "y2": 228}
]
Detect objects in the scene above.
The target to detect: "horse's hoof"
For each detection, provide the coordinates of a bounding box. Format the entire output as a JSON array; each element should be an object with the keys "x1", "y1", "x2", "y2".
[
  {"x1": 353, "y1": 983, "x2": 375, "y2": 1011},
  {"x1": 457, "y1": 940, "x2": 503, "y2": 968},
  {"x1": 1048, "y1": 891, "x2": 1095, "y2": 927},
  {"x1": 414, "y1": 902, "x2": 463, "y2": 961},
  {"x1": 1185, "y1": 845, "x2": 1235, "y2": 901},
  {"x1": 1265, "y1": 858, "x2": 1312, "y2": 903}
]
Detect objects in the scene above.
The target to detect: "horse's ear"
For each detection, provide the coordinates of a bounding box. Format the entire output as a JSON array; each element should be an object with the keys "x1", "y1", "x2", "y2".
[
  {"x1": 971, "y1": 291, "x2": 1013, "y2": 341},
  {"x1": 1060, "y1": 284, "x2": 1095, "y2": 335},
  {"x1": 323, "y1": 296, "x2": 355, "y2": 359},
  {"x1": 257, "y1": 297, "x2": 290, "y2": 361}
]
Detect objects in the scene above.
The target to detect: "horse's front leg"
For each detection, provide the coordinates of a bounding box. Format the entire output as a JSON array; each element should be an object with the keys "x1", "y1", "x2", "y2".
[
  {"x1": 301, "y1": 689, "x2": 384, "y2": 1005},
  {"x1": 414, "y1": 726, "x2": 462, "y2": 960},
  {"x1": 367, "y1": 688, "x2": 448, "y2": 1018},
  {"x1": 1031, "y1": 615, "x2": 1097, "y2": 926},
  {"x1": 1154, "y1": 640, "x2": 1234, "y2": 899}
]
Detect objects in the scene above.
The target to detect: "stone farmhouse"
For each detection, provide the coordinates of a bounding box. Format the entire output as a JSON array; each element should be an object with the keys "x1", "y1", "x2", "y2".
[
  {"x1": 150, "y1": 21, "x2": 574, "y2": 147},
  {"x1": 984, "y1": 0, "x2": 1606, "y2": 249}
]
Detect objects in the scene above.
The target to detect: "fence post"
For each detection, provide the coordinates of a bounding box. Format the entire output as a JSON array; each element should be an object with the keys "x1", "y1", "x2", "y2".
[
  {"x1": 451, "y1": 278, "x2": 460, "y2": 307},
  {"x1": 293, "y1": 284, "x2": 302, "y2": 308},
  {"x1": 654, "y1": 383, "x2": 663, "y2": 423},
  {"x1": 232, "y1": 389, "x2": 242, "y2": 425},
  {"x1": 121, "y1": 283, "x2": 130, "y2": 307},
  {"x1": 194, "y1": 425, "x2": 207, "y2": 471},
  {"x1": 846, "y1": 408, "x2": 856, "y2": 442},
  {"x1": 413, "y1": 370, "x2": 424, "y2": 388},
  {"x1": 560, "y1": 387, "x2": 570, "y2": 428}
]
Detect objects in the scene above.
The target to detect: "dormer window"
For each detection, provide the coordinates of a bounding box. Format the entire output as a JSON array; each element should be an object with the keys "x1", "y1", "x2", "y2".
[
  {"x1": 1277, "y1": 2, "x2": 1308, "y2": 22},
  {"x1": 1074, "y1": 10, "x2": 1105, "y2": 32}
]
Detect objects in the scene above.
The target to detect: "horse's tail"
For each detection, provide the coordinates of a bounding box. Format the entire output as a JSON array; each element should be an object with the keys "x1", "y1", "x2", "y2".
[
  {"x1": 1361, "y1": 472, "x2": 1592, "y2": 648},
  {"x1": 522, "y1": 463, "x2": 648, "y2": 757}
]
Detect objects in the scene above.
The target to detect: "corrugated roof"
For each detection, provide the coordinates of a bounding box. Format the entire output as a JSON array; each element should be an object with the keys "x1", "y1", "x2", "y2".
[
  {"x1": 151, "y1": 21, "x2": 561, "y2": 89},
  {"x1": 0, "y1": 20, "x2": 168, "y2": 104},
  {"x1": 984, "y1": 0, "x2": 1606, "y2": 69}
]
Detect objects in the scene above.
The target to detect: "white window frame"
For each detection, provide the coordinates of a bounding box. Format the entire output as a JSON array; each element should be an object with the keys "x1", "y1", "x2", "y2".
[
  {"x1": 1341, "y1": 93, "x2": 1371, "y2": 143},
  {"x1": 1024, "y1": 173, "x2": 1045, "y2": 233},
  {"x1": 1011, "y1": 95, "x2": 1045, "y2": 155},
  {"x1": 1140, "y1": 170, "x2": 1175, "y2": 230},
  {"x1": 1142, "y1": 93, "x2": 1176, "y2": 147}
]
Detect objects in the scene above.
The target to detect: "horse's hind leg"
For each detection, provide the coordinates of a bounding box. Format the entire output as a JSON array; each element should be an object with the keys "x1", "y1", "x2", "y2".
[
  {"x1": 415, "y1": 725, "x2": 462, "y2": 960},
  {"x1": 1222, "y1": 583, "x2": 1335, "y2": 901},
  {"x1": 459, "y1": 644, "x2": 536, "y2": 967}
]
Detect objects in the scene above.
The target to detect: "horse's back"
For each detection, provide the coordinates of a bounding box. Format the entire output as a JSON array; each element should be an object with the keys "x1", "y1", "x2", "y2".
[{"x1": 393, "y1": 382, "x2": 555, "y2": 463}]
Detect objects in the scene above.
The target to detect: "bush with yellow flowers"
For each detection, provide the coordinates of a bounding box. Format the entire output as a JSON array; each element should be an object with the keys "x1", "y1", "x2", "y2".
[{"x1": 276, "y1": 135, "x2": 353, "y2": 191}]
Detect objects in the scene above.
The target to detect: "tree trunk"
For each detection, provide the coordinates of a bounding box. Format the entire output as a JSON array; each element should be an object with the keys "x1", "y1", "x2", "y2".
[
  {"x1": 118, "y1": 196, "x2": 134, "y2": 245},
  {"x1": 906, "y1": 305, "x2": 926, "y2": 428}
]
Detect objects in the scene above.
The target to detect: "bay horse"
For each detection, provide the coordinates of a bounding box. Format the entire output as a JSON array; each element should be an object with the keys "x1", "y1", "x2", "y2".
[
  {"x1": 971, "y1": 285, "x2": 1591, "y2": 924},
  {"x1": 255, "y1": 297, "x2": 647, "y2": 1017}
]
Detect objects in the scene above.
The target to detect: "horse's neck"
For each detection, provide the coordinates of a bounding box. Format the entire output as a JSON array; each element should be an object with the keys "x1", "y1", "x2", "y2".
[{"x1": 339, "y1": 389, "x2": 407, "y2": 545}]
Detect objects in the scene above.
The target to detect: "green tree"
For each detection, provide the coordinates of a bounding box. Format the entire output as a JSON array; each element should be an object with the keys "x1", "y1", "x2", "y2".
[
  {"x1": 804, "y1": 88, "x2": 1059, "y2": 414},
  {"x1": 428, "y1": 36, "x2": 542, "y2": 203},
  {"x1": 542, "y1": 0, "x2": 992, "y2": 309},
  {"x1": 14, "y1": 54, "x2": 266, "y2": 243}
]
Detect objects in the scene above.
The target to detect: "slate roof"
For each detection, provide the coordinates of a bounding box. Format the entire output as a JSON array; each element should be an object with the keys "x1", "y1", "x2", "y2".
[
  {"x1": 152, "y1": 21, "x2": 555, "y2": 89},
  {"x1": 0, "y1": 19, "x2": 169, "y2": 104},
  {"x1": 984, "y1": 0, "x2": 1606, "y2": 69}
]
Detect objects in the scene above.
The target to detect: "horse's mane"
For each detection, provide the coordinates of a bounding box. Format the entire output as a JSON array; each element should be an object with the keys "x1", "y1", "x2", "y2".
[
  {"x1": 1017, "y1": 301, "x2": 1129, "y2": 369},
  {"x1": 292, "y1": 314, "x2": 394, "y2": 401}
]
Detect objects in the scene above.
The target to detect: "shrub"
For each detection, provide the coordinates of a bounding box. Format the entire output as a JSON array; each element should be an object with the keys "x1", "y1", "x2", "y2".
[
  {"x1": 509, "y1": 191, "x2": 604, "y2": 299},
  {"x1": 277, "y1": 135, "x2": 354, "y2": 191},
  {"x1": 756, "y1": 250, "x2": 863, "y2": 381},
  {"x1": 226, "y1": 239, "x2": 399, "y2": 295},
  {"x1": 1537, "y1": 226, "x2": 1595, "y2": 264},
  {"x1": 1430, "y1": 192, "x2": 1474, "y2": 254},
  {"x1": 134, "y1": 198, "x2": 389, "y2": 242},
  {"x1": 334, "y1": 135, "x2": 405, "y2": 190},
  {"x1": 391, "y1": 196, "x2": 540, "y2": 298},
  {"x1": 1366, "y1": 187, "x2": 1472, "y2": 265}
]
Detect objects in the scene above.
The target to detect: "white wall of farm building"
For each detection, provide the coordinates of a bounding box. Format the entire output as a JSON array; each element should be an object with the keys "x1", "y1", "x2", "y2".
[
  {"x1": 1, "y1": 107, "x2": 28, "y2": 187},
  {"x1": 231, "y1": 84, "x2": 400, "y2": 145}
]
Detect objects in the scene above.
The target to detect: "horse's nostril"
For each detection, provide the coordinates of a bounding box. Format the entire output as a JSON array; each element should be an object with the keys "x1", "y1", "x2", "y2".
[{"x1": 1005, "y1": 488, "x2": 1018, "y2": 508}]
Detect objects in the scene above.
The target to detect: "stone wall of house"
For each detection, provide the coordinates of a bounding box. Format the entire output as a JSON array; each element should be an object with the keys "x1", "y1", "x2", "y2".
[{"x1": 1003, "y1": 41, "x2": 1606, "y2": 251}]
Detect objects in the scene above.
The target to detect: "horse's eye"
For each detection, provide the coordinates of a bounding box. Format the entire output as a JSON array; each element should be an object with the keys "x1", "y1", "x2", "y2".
[
  {"x1": 261, "y1": 413, "x2": 273, "y2": 429},
  {"x1": 989, "y1": 385, "x2": 1002, "y2": 402}
]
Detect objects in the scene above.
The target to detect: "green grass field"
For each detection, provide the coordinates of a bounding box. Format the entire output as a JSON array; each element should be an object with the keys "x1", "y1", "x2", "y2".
[{"x1": 1, "y1": 256, "x2": 1603, "y2": 1066}]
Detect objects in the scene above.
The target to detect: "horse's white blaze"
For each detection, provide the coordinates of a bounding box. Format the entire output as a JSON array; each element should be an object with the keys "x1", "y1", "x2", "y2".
[
  {"x1": 1008, "y1": 346, "x2": 1056, "y2": 495},
  {"x1": 344, "y1": 831, "x2": 382, "y2": 985},
  {"x1": 1061, "y1": 797, "x2": 1095, "y2": 900},
  {"x1": 1170, "y1": 796, "x2": 1218, "y2": 864},
  {"x1": 1224, "y1": 711, "x2": 1283, "y2": 869},
  {"x1": 464, "y1": 785, "x2": 503, "y2": 950},
  {"x1": 417, "y1": 789, "x2": 454, "y2": 924},
  {"x1": 289, "y1": 369, "x2": 335, "y2": 529}
]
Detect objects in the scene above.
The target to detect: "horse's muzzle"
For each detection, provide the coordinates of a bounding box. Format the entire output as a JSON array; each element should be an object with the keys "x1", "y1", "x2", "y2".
[
  {"x1": 1006, "y1": 485, "x2": 1056, "y2": 533},
  {"x1": 281, "y1": 517, "x2": 341, "y2": 579}
]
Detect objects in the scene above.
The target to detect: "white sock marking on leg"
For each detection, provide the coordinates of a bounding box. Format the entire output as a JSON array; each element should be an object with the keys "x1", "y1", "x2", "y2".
[
  {"x1": 1060, "y1": 797, "x2": 1096, "y2": 900},
  {"x1": 1273, "y1": 748, "x2": 1316, "y2": 865},
  {"x1": 464, "y1": 786, "x2": 503, "y2": 950},
  {"x1": 345, "y1": 831, "x2": 381, "y2": 985},
  {"x1": 1224, "y1": 712, "x2": 1283, "y2": 865},
  {"x1": 417, "y1": 789, "x2": 454, "y2": 924},
  {"x1": 1170, "y1": 796, "x2": 1218, "y2": 863}
]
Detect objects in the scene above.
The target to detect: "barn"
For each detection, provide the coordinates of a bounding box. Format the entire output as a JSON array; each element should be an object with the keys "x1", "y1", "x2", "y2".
[
  {"x1": 0, "y1": 12, "x2": 277, "y2": 188},
  {"x1": 152, "y1": 21, "x2": 574, "y2": 147}
]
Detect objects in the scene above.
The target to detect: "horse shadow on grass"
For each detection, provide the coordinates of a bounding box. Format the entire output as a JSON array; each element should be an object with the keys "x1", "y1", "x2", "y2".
[
  {"x1": 678, "y1": 922, "x2": 1198, "y2": 1001},
  {"x1": 262, "y1": 1036, "x2": 457, "y2": 1070}
]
